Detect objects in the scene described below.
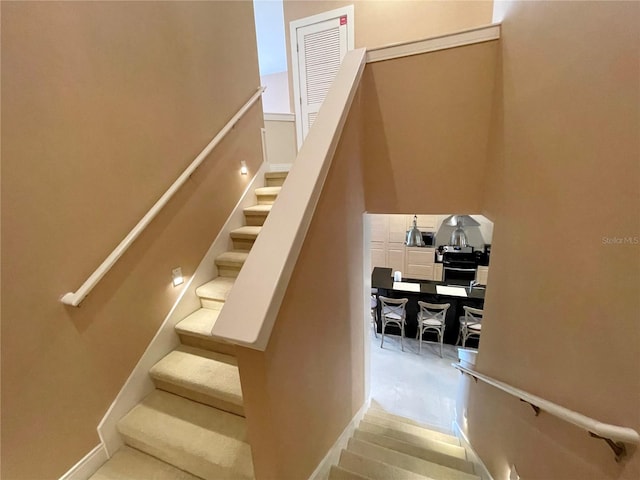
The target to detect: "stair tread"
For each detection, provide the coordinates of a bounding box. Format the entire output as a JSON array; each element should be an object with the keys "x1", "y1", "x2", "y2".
[
  {"x1": 243, "y1": 204, "x2": 272, "y2": 213},
  {"x1": 254, "y1": 186, "x2": 281, "y2": 195},
  {"x1": 195, "y1": 277, "x2": 235, "y2": 301},
  {"x1": 347, "y1": 438, "x2": 479, "y2": 480},
  {"x1": 367, "y1": 408, "x2": 454, "y2": 436},
  {"x1": 353, "y1": 429, "x2": 473, "y2": 473},
  {"x1": 149, "y1": 346, "x2": 242, "y2": 407},
  {"x1": 118, "y1": 390, "x2": 253, "y2": 480},
  {"x1": 339, "y1": 450, "x2": 432, "y2": 480},
  {"x1": 230, "y1": 226, "x2": 262, "y2": 239},
  {"x1": 89, "y1": 446, "x2": 200, "y2": 480},
  {"x1": 329, "y1": 465, "x2": 371, "y2": 480},
  {"x1": 358, "y1": 422, "x2": 466, "y2": 460},
  {"x1": 264, "y1": 171, "x2": 288, "y2": 179},
  {"x1": 363, "y1": 414, "x2": 460, "y2": 446},
  {"x1": 175, "y1": 308, "x2": 220, "y2": 338},
  {"x1": 215, "y1": 251, "x2": 249, "y2": 266}
]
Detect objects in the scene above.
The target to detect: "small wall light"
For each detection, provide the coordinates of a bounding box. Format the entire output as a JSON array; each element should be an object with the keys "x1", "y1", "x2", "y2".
[
  {"x1": 240, "y1": 161, "x2": 248, "y2": 175},
  {"x1": 510, "y1": 465, "x2": 520, "y2": 480},
  {"x1": 171, "y1": 267, "x2": 184, "y2": 287}
]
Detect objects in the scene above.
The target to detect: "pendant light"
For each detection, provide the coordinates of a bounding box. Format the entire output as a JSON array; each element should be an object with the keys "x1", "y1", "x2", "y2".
[{"x1": 405, "y1": 215, "x2": 425, "y2": 247}]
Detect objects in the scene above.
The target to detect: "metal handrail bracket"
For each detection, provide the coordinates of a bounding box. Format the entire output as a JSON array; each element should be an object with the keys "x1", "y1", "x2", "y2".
[
  {"x1": 453, "y1": 363, "x2": 639, "y2": 462},
  {"x1": 60, "y1": 86, "x2": 265, "y2": 307}
]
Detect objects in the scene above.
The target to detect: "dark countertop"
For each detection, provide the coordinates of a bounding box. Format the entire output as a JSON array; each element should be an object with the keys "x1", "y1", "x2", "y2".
[{"x1": 372, "y1": 267, "x2": 485, "y2": 300}]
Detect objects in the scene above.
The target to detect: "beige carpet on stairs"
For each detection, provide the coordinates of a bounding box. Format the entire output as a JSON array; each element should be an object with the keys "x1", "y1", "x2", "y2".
[
  {"x1": 329, "y1": 408, "x2": 481, "y2": 480},
  {"x1": 89, "y1": 171, "x2": 288, "y2": 480}
]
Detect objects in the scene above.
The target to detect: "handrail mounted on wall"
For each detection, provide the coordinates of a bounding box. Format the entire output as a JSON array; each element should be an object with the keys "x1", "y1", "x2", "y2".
[
  {"x1": 453, "y1": 363, "x2": 640, "y2": 462},
  {"x1": 60, "y1": 86, "x2": 265, "y2": 307}
]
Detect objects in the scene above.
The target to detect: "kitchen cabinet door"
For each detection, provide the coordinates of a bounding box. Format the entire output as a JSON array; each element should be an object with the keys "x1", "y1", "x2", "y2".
[
  {"x1": 405, "y1": 247, "x2": 435, "y2": 280},
  {"x1": 433, "y1": 263, "x2": 443, "y2": 282},
  {"x1": 406, "y1": 215, "x2": 438, "y2": 230},
  {"x1": 370, "y1": 215, "x2": 388, "y2": 243},
  {"x1": 476, "y1": 266, "x2": 489, "y2": 285},
  {"x1": 388, "y1": 215, "x2": 407, "y2": 243},
  {"x1": 387, "y1": 245, "x2": 405, "y2": 274},
  {"x1": 370, "y1": 242, "x2": 386, "y2": 271}
]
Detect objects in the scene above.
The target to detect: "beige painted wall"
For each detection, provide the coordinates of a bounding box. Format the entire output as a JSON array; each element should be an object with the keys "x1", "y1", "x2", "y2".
[
  {"x1": 284, "y1": 0, "x2": 494, "y2": 111},
  {"x1": 1, "y1": 2, "x2": 262, "y2": 478},
  {"x1": 470, "y1": 1, "x2": 640, "y2": 479},
  {"x1": 361, "y1": 41, "x2": 498, "y2": 214},
  {"x1": 236, "y1": 88, "x2": 366, "y2": 479}
]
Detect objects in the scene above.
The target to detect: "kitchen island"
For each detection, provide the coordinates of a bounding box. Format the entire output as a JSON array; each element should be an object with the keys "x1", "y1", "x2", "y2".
[{"x1": 372, "y1": 267, "x2": 485, "y2": 346}]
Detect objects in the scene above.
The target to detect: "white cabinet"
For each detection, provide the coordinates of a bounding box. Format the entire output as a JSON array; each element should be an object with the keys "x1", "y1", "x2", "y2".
[
  {"x1": 405, "y1": 247, "x2": 435, "y2": 280},
  {"x1": 369, "y1": 214, "x2": 440, "y2": 281},
  {"x1": 387, "y1": 245, "x2": 405, "y2": 274},
  {"x1": 388, "y1": 215, "x2": 407, "y2": 243},
  {"x1": 370, "y1": 242, "x2": 386, "y2": 272},
  {"x1": 476, "y1": 266, "x2": 489, "y2": 285},
  {"x1": 433, "y1": 263, "x2": 443, "y2": 282},
  {"x1": 406, "y1": 214, "x2": 438, "y2": 230},
  {"x1": 370, "y1": 215, "x2": 388, "y2": 243}
]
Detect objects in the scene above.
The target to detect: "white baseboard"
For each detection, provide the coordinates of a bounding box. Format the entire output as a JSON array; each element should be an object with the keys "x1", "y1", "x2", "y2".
[
  {"x1": 96, "y1": 161, "x2": 269, "y2": 457},
  {"x1": 59, "y1": 444, "x2": 108, "y2": 480},
  {"x1": 308, "y1": 399, "x2": 371, "y2": 480},
  {"x1": 454, "y1": 420, "x2": 494, "y2": 480}
]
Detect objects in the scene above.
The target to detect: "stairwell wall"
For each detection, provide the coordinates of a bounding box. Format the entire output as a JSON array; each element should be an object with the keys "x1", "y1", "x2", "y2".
[
  {"x1": 468, "y1": 1, "x2": 640, "y2": 479},
  {"x1": 361, "y1": 40, "x2": 498, "y2": 214},
  {"x1": 235, "y1": 87, "x2": 366, "y2": 480},
  {"x1": 1, "y1": 2, "x2": 262, "y2": 478}
]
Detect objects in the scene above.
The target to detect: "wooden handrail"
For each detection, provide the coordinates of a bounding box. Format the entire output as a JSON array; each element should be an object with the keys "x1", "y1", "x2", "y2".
[
  {"x1": 60, "y1": 86, "x2": 265, "y2": 307},
  {"x1": 453, "y1": 363, "x2": 639, "y2": 461}
]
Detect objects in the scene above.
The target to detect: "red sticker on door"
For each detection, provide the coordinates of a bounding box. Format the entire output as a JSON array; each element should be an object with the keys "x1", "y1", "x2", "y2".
[{"x1": 340, "y1": 16, "x2": 347, "y2": 25}]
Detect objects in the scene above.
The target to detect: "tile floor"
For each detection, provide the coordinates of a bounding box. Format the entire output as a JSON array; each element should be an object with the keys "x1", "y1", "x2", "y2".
[{"x1": 369, "y1": 329, "x2": 461, "y2": 434}]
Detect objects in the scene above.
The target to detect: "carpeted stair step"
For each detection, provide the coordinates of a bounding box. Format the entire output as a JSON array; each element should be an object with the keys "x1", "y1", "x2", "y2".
[
  {"x1": 149, "y1": 345, "x2": 244, "y2": 416},
  {"x1": 265, "y1": 171, "x2": 288, "y2": 187},
  {"x1": 338, "y1": 450, "x2": 431, "y2": 480},
  {"x1": 368, "y1": 408, "x2": 455, "y2": 436},
  {"x1": 328, "y1": 465, "x2": 370, "y2": 480},
  {"x1": 175, "y1": 308, "x2": 235, "y2": 355},
  {"x1": 195, "y1": 277, "x2": 236, "y2": 310},
  {"x1": 215, "y1": 251, "x2": 249, "y2": 278},
  {"x1": 89, "y1": 446, "x2": 200, "y2": 480},
  {"x1": 117, "y1": 390, "x2": 253, "y2": 480},
  {"x1": 230, "y1": 226, "x2": 262, "y2": 251},
  {"x1": 254, "y1": 186, "x2": 281, "y2": 205},
  {"x1": 243, "y1": 204, "x2": 272, "y2": 226},
  {"x1": 346, "y1": 438, "x2": 479, "y2": 480},
  {"x1": 363, "y1": 413, "x2": 460, "y2": 446},
  {"x1": 358, "y1": 421, "x2": 466, "y2": 460},
  {"x1": 353, "y1": 428, "x2": 473, "y2": 474}
]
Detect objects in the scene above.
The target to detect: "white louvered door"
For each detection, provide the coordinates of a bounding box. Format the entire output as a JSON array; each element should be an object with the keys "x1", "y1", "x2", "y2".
[{"x1": 291, "y1": 6, "x2": 353, "y2": 148}]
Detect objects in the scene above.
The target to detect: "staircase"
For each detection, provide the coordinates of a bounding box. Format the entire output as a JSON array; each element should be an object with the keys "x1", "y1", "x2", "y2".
[
  {"x1": 329, "y1": 408, "x2": 481, "y2": 480},
  {"x1": 90, "y1": 171, "x2": 287, "y2": 480}
]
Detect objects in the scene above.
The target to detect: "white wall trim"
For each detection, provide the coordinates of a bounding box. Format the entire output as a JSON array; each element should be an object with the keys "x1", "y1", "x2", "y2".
[
  {"x1": 264, "y1": 112, "x2": 295, "y2": 122},
  {"x1": 96, "y1": 161, "x2": 269, "y2": 457},
  {"x1": 308, "y1": 399, "x2": 371, "y2": 480},
  {"x1": 366, "y1": 23, "x2": 501, "y2": 63},
  {"x1": 58, "y1": 444, "x2": 108, "y2": 480},
  {"x1": 290, "y1": 4, "x2": 355, "y2": 151},
  {"x1": 454, "y1": 421, "x2": 494, "y2": 480}
]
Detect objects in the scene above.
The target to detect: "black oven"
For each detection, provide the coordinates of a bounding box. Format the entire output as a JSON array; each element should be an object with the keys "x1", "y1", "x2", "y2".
[{"x1": 442, "y1": 247, "x2": 477, "y2": 285}]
